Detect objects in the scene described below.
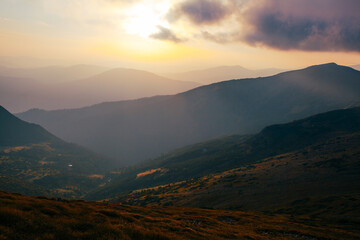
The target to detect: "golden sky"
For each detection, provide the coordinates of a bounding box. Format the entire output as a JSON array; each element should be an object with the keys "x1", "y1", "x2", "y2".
[{"x1": 0, "y1": 0, "x2": 359, "y2": 72}]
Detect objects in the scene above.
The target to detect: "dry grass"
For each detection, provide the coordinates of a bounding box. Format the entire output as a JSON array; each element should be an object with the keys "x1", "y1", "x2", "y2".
[
  {"x1": 0, "y1": 191, "x2": 359, "y2": 240},
  {"x1": 2, "y1": 146, "x2": 31, "y2": 153},
  {"x1": 136, "y1": 168, "x2": 167, "y2": 178}
]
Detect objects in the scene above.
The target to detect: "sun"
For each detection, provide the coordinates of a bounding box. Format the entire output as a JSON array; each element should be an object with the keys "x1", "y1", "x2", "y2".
[{"x1": 123, "y1": 2, "x2": 171, "y2": 38}]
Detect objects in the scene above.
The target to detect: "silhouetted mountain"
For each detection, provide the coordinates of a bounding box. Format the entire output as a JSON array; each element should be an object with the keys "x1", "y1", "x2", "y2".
[
  {"x1": 163, "y1": 65, "x2": 284, "y2": 84},
  {"x1": 0, "y1": 64, "x2": 111, "y2": 112},
  {"x1": 61, "y1": 67, "x2": 201, "y2": 103},
  {"x1": 85, "y1": 106, "x2": 360, "y2": 200},
  {"x1": 18, "y1": 63, "x2": 360, "y2": 165},
  {"x1": 0, "y1": 66, "x2": 200, "y2": 112},
  {"x1": 0, "y1": 106, "x2": 57, "y2": 146},
  {"x1": 0, "y1": 106, "x2": 114, "y2": 198}
]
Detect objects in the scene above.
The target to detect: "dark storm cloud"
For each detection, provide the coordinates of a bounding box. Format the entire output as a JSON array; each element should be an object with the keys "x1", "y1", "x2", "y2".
[
  {"x1": 176, "y1": 0, "x2": 360, "y2": 52},
  {"x1": 150, "y1": 26, "x2": 185, "y2": 43},
  {"x1": 168, "y1": 0, "x2": 232, "y2": 25},
  {"x1": 242, "y1": 0, "x2": 360, "y2": 51}
]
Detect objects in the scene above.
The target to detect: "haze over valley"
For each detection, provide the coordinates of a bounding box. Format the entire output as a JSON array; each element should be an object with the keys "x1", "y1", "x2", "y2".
[{"x1": 18, "y1": 63, "x2": 360, "y2": 165}]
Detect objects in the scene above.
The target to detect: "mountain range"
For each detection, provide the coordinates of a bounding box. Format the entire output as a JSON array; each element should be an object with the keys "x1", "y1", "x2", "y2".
[
  {"x1": 1, "y1": 63, "x2": 360, "y2": 239},
  {"x1": 18, "y1": 63, "x2": 360, "y2": 165},
  {"x1": 0, "y1": 66, "x2": 200, "y2": 112},
  {"x1": 163, "y1": 65, "x2": 284, "y2": 84},
  {"x1": 58, "y1": 68, "x2": 200, "y2": 105}
]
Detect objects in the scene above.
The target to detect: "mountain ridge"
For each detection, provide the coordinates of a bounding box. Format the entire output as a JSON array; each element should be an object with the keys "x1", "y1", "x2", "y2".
[
  {"x1": 162, "y1": 65, "x2": 285, "y2": 84},
  {"x1": 18, "y1": 63, "x2": 360, "y2": 164},
  {"x1": 1, "y1": 66, "x2": 200, "y2": 112}
]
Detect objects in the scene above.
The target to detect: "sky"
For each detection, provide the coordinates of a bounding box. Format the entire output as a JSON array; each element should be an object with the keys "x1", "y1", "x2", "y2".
[{"x1": 0, "y1": 0, "x2": 359, "y2": 72}]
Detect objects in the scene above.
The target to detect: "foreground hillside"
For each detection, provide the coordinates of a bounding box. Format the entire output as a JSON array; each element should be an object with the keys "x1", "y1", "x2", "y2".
[
  {"x1": 18, "y1": 63, "x2": 360, "y2": 164},
  {"x1": 0, "y1": 106, "x2": 114, "y2": 198},
  {"x1": 86, "y1": 106, "x2": 360, "y2": 200},
  {"x1": 0, "y1": 191, "x2": 359, "y2": 240}
]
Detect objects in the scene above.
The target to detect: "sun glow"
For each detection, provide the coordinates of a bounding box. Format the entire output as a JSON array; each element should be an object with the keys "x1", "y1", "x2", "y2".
[{"x1": 122, "y1": 2, "x2": 171, "y2": 38}]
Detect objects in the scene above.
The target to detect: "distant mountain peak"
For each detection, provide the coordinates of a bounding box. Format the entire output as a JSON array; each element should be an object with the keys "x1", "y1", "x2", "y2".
[{"x1": 304, "y1": 62, "x2": 339, "y2": 69}]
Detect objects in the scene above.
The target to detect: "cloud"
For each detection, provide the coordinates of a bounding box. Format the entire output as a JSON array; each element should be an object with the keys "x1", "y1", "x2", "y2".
[
  {"x1": 168, "y1": 0, "x2": 232, "y2": 25},
  {"x1": 201, "y1": 31, "x2": 233, "y2": 44},
  {"x1": 177, "y1": 0, "x2": 360, "y2": 52},
  {"x1": 150, "y1": 26, "x2": 185, "y2": 43},
  {"x1": 241, "y1": 0, "x2": 360, "y2": 52}
]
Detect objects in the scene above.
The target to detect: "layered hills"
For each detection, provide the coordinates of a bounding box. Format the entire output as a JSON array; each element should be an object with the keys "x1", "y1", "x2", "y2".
[
  {"x1": 0, "y1": 66, "x2": 199, "y2": 112},
  {"x1": 2, "y1": 63, "x2": 360, "y2": 239},
  {"x1": 18, "y1": 63, "x2": 360, "y2": 164},
  {"x1": 60, "y1": 68, "x2": 200, "y2": 105}
]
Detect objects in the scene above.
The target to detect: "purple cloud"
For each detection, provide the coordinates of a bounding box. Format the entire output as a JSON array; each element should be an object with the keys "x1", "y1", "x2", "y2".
[
  {"x1": 242, "y1": 0, "x2": 360, "y2": 51},
  {"x1": 168, "y1": 0, "x2": 232, "y2": 25},
  {"x1": 169, "y1": 0, "x2": 360, "y2": 52}
]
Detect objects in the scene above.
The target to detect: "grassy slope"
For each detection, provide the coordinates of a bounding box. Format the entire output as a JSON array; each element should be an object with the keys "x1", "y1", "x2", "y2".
[
  {"x1": 0, "y1": 106, "x2": 114, "y2": 198},
  {"x1": 0, "y1": 191, "x2": 359, "y2": 240},
  {"x1": 114, "y1": 132, "x2": 360, "y2": 220},
  {"x1": 0, "y1": 176, "x2": 47, "y2": 196},
  {"x1": 0, "y1": 142, "x2": 112, "y2": 198},
  {"x1": 86, "y1": 107, "x2": 360, "y2": 200}
]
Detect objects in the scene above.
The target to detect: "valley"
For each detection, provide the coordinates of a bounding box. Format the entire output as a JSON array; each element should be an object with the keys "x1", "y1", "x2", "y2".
[
  {"x1": 1, "y1": 64, "x2": 360, "y2": 239},
  {"x1": 1, "y1": 1, "x2": 360, "y2": 238}
]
